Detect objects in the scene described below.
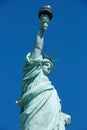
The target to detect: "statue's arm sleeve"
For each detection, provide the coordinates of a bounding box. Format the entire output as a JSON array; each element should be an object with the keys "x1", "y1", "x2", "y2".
[{"x1": 25, "y1": 52, "x2": 42, "y2": 65}]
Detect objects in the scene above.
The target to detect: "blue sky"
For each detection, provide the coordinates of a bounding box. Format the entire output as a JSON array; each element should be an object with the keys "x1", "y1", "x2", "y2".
[{"x1": 0, "y1": 0, "x2": 87, "y2": 130}]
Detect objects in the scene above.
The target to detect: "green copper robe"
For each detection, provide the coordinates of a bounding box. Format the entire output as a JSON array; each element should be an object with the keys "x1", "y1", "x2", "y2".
[{"x1": 17, "y1": 52, "x2": 70, "y2": 130}]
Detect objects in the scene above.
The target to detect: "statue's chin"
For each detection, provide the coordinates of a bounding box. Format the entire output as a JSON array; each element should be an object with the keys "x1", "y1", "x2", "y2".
[{"x1": 43, "y1": 70, "x2": 50, "y2": 76}]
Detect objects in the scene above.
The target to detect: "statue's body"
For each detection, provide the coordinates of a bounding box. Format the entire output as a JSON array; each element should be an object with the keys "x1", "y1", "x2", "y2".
[{"x1": 16, "y1": 5, "x2": 71, "y2": 130}]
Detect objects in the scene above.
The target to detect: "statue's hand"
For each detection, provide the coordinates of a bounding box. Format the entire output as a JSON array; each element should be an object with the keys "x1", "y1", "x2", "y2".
[
  {"x1": 40, "y1": 15, "x2": 49, "y2": 32},
  {"x1": 40, "y1": 21, "x2": 49, "y2": 31}
]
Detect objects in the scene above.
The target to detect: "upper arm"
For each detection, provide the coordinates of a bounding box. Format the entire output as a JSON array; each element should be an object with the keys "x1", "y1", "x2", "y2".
[
  {"x1": 30, "y1": 47, "x2": 41, "y2": 60},
  {"x1": 25, "y1": 51, "x2": 42, "y2": 65}
]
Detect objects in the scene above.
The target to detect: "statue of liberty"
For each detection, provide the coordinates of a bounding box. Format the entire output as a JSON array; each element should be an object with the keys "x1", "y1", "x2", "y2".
[{"x1": 16, "y1": 5, "x2": 71, "y2": 130}]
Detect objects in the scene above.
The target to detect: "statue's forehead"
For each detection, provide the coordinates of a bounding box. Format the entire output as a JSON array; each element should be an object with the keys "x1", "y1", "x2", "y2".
[{"x1": 43, "y1": 58, "x2": 53, "y2": 67}]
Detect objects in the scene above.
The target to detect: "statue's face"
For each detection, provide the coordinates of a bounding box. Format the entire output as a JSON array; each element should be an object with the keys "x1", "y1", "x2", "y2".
[
  {"x1": 42, "y1": 58, "x2": 53, "y2": 76},
  {"x1": 40, "y1": 15, "x2": 49, "y2": 31}
]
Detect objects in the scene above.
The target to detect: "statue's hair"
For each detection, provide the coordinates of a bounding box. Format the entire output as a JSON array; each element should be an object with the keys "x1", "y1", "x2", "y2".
[{"x1": 43, "y1": 55, "x2": 53, "y2": 63}]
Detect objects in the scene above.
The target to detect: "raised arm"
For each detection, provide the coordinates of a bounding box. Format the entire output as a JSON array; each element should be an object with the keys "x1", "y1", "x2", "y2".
[{"x1": 30, "y1": 14, "x2": 50, "y2": 60}]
